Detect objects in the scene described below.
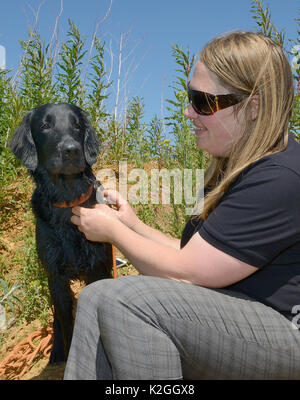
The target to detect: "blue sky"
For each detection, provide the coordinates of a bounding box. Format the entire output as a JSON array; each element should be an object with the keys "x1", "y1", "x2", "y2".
[{"x1": 0, "y1": 0, "x2": 299, "y2": 126}]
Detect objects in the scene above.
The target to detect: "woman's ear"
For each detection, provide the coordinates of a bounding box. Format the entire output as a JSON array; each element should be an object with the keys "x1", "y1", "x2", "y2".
[{"x1": 250, "y1": 95, "x2": 259, "y2": 121}]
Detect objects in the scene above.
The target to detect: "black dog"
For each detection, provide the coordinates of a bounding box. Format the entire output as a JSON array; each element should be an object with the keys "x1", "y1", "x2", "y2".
[{"x1": 10, "y1": 103, "x2": 113, "y2": 363}]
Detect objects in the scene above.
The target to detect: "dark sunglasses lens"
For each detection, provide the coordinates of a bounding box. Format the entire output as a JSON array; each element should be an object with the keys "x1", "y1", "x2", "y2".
[{"x1": 188, "y1": 88, "x2": 214, "y2": 115}]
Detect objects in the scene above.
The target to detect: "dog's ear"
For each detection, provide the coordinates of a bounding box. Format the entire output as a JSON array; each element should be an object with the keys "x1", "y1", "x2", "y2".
[
  {"x1": 9, "y1": 111, "x2": 38, "y2": 171},
  {"x1": 80, "y1": 109, "x2": 100, "y2": 166}
]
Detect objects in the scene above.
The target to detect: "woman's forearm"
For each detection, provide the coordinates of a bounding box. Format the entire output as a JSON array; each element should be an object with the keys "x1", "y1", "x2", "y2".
[
  {"x1": 132, "y1": 218, "x2": 180, "y2": 249},
  {"x1": 70, "y1": 204, "x2": 183, "y2": 277},
  {"x1": 104, "y1": 190, "x2": 180, "y2": 249},
  {"x1": 110, "y1": 219, "x2": 187, "y2": 281}
]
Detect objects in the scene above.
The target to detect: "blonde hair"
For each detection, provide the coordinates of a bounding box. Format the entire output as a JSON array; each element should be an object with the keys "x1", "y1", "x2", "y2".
[{"x1": 198, "y1": 31, "x2": 294, "y2": 219}]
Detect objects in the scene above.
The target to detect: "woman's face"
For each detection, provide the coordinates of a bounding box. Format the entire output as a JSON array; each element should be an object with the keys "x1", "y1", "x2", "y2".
[{"x1": 184, "y1": 60, "x2": 243, "y2": 157}]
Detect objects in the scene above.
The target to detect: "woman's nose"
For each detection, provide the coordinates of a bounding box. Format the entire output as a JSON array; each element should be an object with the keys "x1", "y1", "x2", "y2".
[{"x1": 184, "y1": 103, "x2": 198, "y2": 119}]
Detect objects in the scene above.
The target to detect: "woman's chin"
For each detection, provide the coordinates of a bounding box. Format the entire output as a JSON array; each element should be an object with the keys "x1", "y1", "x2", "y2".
[{"x1": 194, "y1": 128, "x2": 207, "y2": 137}]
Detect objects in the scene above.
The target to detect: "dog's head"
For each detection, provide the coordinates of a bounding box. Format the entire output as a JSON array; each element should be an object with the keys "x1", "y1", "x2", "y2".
[{"x1": 10, "y1": 103, "x2": 100, "y2": 174}]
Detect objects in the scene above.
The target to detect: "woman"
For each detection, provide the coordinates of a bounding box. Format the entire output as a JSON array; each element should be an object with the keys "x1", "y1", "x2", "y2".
[{"x1": 64, "y1": 31, "x2": 300, "y2": 380}]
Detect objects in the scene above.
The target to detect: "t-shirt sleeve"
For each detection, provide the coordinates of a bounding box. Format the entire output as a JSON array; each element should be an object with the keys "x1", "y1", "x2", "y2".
[{"x1": 199, "y1": 164, "x2": 300, "y2": 268}]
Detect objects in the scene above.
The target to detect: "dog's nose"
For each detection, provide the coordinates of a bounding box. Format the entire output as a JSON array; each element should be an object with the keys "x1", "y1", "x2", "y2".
[{"x1": 62, "y1": 143, "x2": 81, "y2": 160}]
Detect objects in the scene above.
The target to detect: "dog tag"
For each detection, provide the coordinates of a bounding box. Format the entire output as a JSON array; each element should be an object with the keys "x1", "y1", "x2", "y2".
[{"x1": 94, "y1": 181, "x2": 107, "y2": 204}]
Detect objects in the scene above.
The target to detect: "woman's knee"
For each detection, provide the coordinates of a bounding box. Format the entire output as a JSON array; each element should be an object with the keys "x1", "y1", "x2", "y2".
[{"x1": 78, "y1": 276, "x2": 145, "y2": 310}]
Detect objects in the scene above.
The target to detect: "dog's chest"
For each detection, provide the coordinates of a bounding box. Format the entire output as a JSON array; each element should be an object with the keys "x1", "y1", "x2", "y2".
[{"x1": 35, "y1": 209, "x2": 109, "y2": 277}]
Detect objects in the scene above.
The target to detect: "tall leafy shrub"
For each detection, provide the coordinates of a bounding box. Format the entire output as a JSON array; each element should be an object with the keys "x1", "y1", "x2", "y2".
[{"x1": 251, "y1": 0, "x2": 300, "y2": 138}]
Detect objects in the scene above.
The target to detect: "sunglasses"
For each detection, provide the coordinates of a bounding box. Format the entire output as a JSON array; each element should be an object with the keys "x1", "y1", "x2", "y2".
[{"x1": 187, "y1": 81, "x2": 242, "y2": 116}]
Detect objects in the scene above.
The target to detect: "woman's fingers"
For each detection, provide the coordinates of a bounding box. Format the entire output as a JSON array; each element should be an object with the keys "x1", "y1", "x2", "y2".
[
  {"x1": 70, "y1": 207, "x2": 85, "y2": 225},
  {"x1": 104, "y1": 189, "x2": 127, "y2": 208},
  {"x1": 70, "y1": 215, "x2": 80, "y2": 225},
  {"x1": 71, "y1": 206, "x2": 90, "y2": 219},
  {"x1": 93, "y1": 203, "x2": 119, "y2": 217}
]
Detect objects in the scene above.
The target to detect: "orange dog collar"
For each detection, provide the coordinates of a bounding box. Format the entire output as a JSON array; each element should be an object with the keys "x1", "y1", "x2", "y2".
[{"x1": 53, "y1": 183, "x2": 94, "y2": 208}]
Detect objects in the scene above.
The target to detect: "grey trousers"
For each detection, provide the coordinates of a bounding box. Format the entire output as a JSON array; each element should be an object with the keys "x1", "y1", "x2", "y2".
[{"x1": 63, "y1": 275, "x2": 300, "y2": 380}]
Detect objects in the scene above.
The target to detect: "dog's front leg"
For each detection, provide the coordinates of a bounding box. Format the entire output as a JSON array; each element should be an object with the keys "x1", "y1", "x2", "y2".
[{"x1": 48, "y1": 275, "x2": 74, "y2": 364}]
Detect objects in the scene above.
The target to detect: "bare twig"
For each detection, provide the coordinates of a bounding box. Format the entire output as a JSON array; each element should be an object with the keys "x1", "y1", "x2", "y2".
[
  {"x1": 12, "y1": 0, "x2": 46, "y2": 87},
  {"x1": 106, "y1": 38, "x2": 114, "y2": 91},
  {"x1": 49, "y1": 0, "x2": 64, "y2": 63},
  {"x1": 82, "y1": 0, "x2": 113, "y2": 88},
  {"x1": 110, "y1": 27, "x2": 147, "y2": 121},
  {"x1": 161, "y1": 75, "x2": 167, "y2": 135},
  {"x1": 114, "y1": 32, "x2": 123, "y2": 120}
]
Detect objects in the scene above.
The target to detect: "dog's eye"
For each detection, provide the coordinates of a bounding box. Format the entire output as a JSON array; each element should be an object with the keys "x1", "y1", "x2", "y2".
[
  {"x1": 41, "y1": 123, "x2": 50, "y2": 130},
  {"x1": 74, "y1": 123, "x2": 81, "y2": 130}
]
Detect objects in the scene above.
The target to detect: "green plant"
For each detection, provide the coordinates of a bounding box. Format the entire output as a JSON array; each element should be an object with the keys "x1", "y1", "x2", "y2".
[
  {"x1": 251, "y1": 0, "x2": 286, "y2": 46},
  {"x1": 165, "y1": 44, "x2": 204, "y2": 170},
  {"x1": 56, "y1": 19, "x2": 87, "y2": 105},
  {"x1": 0, "y1": 278, "x2": 24, "y2": 330},
  {"x1": 147, "y1": 115, "x2": 173, "y2": 168},
  {"x1": 164, "y1": 45, "x2": 205, "y2": 232},
  {"x1": 251, "y1": 0, "x2": 300, "y2": 138},
  {"x1": 15, "y1": 226, "x2": 51, "y2": 326},
  {"x1": 125, "y1": 96, "x2": 149, "y2": 167},
  {"x1": 19, "y1": 30, "x2": 57, "y2": 109},
  {"x1": 135, "y1": 204, "x2": 156, "y2": 227},
  {"x1": 86, "y1": 37, "x2": 111, "y2": 131},
  {"x1": 289, "y1": 18, "x2": 300, "y2": 139},
  {"x1": 0, "y1": 70, "x2": 13, "y2": 150}
]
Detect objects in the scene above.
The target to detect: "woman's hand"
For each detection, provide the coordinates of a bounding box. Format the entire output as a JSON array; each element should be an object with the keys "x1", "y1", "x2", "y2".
[
  {"x1": 71, "y1": 190, "x2": 141, "y2": 242},
  {"x1": 71, "y1": 204, "x2": 119, "y2": 242},
  {"x1": 104, "y1": 189, "x2": 140, "y2": 231}
]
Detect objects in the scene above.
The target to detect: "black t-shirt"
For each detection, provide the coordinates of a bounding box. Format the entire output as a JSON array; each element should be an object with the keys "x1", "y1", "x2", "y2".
[{"x1": 180, "y1": 134, "x2": 300, "y2": 322}]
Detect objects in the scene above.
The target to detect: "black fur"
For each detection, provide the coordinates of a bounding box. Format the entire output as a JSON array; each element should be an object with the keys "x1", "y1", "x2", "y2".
[{"x1": 10, "y1": 103, "x2": 113, "y2": 363}]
